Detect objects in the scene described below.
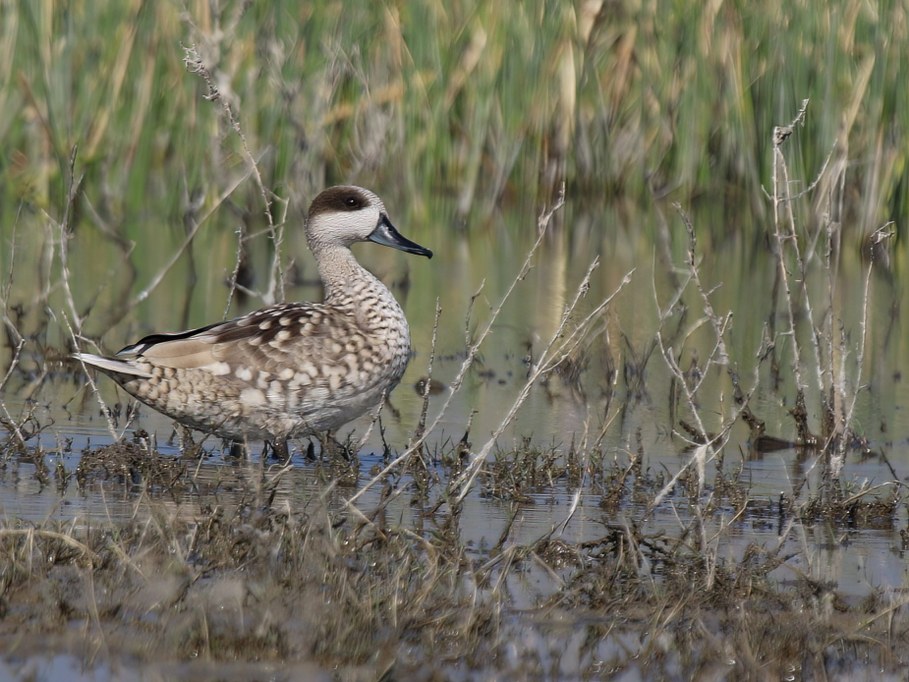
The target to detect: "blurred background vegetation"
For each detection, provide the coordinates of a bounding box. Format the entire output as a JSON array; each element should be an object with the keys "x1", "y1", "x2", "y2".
[{"x1": 2, "y1": 0, "x2": 906, "y2": 244}]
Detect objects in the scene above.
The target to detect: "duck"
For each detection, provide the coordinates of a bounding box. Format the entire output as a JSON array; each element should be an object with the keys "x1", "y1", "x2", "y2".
[{"x1": 74, "y1": 185, "x2": 432, "y2": 456}]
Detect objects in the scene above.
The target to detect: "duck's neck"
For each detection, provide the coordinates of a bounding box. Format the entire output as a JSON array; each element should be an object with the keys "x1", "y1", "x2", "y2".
[{"x1": 313, "y1": 244, "x2": 385, "y2": 304}]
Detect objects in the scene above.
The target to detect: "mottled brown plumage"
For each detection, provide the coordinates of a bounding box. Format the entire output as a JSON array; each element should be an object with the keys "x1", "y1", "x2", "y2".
[{"x1": 75, "y1": 185, "x2": 432, "y2": 448}]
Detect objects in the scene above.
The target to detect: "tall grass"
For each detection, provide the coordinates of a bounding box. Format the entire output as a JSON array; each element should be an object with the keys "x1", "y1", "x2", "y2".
[{"x1": 1, "y1": 0, "x2": 906, "y2": 244}]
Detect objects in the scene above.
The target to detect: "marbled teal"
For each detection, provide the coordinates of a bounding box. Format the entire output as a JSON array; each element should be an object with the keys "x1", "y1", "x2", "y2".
[{"x1": 75, "y1": 185, "x2": 432, "y2": 453}]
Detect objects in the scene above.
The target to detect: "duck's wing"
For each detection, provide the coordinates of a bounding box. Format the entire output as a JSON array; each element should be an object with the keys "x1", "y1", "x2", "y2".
[{"x1": 121, "y1": 302, "x2": 360, "y2": 375}]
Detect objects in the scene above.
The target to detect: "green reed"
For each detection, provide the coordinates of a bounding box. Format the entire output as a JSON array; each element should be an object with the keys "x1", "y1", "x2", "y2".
[{"x1": 1, "y1": 0, "x2": 906, "y2": 245}]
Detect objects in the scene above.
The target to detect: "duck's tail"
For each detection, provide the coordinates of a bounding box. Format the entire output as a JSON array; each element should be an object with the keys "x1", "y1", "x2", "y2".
[{"x1": 73, "y1": 353, "x2": 153, "y2": 379}]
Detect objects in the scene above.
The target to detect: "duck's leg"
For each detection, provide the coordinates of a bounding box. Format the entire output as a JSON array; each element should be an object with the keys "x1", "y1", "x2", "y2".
[
  {"x1": 268, "y1": 440, "x2": 291, "y2": 462},
  {"x1": 227, "y1": 441, "x2": 247, "y2": 458}
]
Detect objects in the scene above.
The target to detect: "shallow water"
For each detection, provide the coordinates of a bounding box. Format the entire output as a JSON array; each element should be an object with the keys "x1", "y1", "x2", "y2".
[
  {"x1": 3, "y1": 199, "x2": 908, "y2": 456},
  {"x1": 2, "y1": 192, "x2": 909, "y2": 678},
  {"x1": 0, "y1": 190, "x2": 909, "y2": 595},
  {"x1": 4, "y1": 434, "x2": 907, "y2": 612}
]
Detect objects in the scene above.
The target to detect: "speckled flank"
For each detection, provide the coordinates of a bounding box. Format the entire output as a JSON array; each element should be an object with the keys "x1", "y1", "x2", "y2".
[{"x1": 76, "y1": 185, "x2": 432, "y2": 445}]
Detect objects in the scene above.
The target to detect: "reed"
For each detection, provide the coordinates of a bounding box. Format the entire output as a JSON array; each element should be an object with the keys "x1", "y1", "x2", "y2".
[{"x1": 2, "y1": 0, "x2": 905, "y2": 244}]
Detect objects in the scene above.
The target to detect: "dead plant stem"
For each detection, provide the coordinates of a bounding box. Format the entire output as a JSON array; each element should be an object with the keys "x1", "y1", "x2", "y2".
[{"x1": 345, "y1": 187, "x2": 567, "y2": 506}]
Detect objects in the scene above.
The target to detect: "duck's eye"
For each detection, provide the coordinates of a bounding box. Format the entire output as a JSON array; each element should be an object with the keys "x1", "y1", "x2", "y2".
[{"x1": 344, "y1": 196, "x2": 359, "y2": 208}]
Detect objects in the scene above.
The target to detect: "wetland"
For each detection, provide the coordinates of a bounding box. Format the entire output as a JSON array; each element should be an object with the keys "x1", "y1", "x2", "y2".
[{"x1": 2, "y1": 1, "x2": 909, "y2": 680}]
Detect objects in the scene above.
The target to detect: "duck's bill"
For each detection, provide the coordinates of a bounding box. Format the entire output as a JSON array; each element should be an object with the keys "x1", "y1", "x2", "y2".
[{"x1": 369, "y1": 215, "x2": 433, "y2": 258}]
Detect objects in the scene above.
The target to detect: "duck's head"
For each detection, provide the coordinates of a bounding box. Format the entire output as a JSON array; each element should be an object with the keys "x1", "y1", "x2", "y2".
[{"x1": 306, "y1": 185, "x2": 433, "y2": 258}]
